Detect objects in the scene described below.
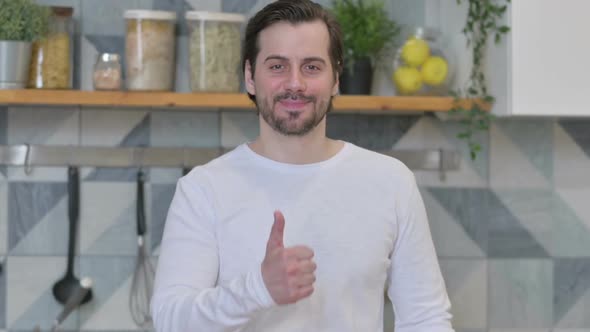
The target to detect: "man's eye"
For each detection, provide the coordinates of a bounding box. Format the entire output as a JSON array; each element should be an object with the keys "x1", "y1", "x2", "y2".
[
  {"x1": 270, "y1": 64, "x2": 284, "y2": 70},
  {"x1": 306, "y1": 65, "x2": 319, "y2": 71}
]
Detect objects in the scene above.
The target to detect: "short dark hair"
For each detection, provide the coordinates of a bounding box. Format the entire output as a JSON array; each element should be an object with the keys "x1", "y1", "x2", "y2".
[{"x1": 242, "y1": 0, "x2": 344, "y2": 104}]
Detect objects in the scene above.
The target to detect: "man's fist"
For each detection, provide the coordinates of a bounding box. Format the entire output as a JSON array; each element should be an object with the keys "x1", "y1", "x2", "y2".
[{"x1": 261, "y1": 210, "x2": 317, "y2": 305}]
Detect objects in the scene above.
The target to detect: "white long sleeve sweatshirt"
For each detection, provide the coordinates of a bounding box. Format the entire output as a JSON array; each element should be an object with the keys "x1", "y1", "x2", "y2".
[{"x1": 151, "y1": 142, "x2": 454, "y2": 332}]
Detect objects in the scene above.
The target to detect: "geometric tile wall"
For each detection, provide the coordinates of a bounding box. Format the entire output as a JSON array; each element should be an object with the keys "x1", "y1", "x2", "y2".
[
  {"x1": 5, "y1": 112, "x2": 590, "y2": 332},
  {"x1": 0, "y1": 0, "x2": 589, "y2": 331}
]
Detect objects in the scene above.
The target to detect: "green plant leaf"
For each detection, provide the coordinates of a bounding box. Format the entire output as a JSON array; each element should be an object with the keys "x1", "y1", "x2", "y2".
[
  {"x1": 331, "y1": 0, "x2": 400, "y2": 62},
  {"x1": 457, "y1": 132, "x2": 471, "y2": 139},
  {"x1": 0, "y1": 0, "x2": 49, "y2": 41},
  {"x1": 452, "y1": 0, "x2": 510, "y2": 161}
]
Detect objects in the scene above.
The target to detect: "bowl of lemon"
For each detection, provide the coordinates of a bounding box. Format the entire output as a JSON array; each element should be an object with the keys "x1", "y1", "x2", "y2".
[{"x1": 392, "y1": 27, "x2": 453, "y2": 96}]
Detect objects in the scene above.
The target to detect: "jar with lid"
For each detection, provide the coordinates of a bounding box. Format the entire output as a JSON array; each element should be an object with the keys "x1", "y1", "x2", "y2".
[
  {"x1": 186, "y1": 11, "x2": 246, "y2": 93},
  {"x1": 124, "y1": 10, "x2": 177, "y2": 91},
  {"x1": 93, "y1": 53, "x2": 122, "y2": 90},
  {"x1": 27, "y1": 6, "x2": 74, "y2": 89},
  {"x1": 391, "y1": 27, "x2": 454, "y2": 96}
]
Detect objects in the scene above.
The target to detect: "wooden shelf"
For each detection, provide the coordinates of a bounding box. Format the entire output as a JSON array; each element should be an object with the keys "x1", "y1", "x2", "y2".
[{"x1": 0, "y1": 89, "x2": 485, "y2": 113}]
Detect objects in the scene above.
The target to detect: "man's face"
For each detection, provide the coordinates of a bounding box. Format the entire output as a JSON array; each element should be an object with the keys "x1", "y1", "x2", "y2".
[{"x1": 245, "y1": 20, "x2": 339, "y2": 136}]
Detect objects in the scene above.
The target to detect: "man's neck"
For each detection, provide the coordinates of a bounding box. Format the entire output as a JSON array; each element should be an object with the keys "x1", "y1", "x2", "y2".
[{"x1": 248, "y1": 120, "x2": 343, "y2": 165}]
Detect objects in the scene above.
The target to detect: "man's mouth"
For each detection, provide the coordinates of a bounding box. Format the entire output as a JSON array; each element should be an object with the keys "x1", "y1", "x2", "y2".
[
  {"x1": 274, "y1": 93, "x2": 315, "y2": 110},
  {"x1": 279, "y1": 99, "x2": 308, "y2": 109}
]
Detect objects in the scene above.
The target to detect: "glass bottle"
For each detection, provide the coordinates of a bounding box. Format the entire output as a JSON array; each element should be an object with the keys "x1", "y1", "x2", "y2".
[{"x1": 28, "y1": 6, "x2": 74, "y2": 89}]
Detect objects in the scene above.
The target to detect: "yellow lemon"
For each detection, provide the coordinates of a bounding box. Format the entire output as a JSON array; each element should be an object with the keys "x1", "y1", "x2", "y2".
[
  {"x1": 421, "y1": 56, "x2": 449, "y2": 86},
  {"x1": 393, "y1": 66, "x2": 423, "y2": 95},
  {"x1": 401, "y1": 38, "x2": 430, "y2": 67}
]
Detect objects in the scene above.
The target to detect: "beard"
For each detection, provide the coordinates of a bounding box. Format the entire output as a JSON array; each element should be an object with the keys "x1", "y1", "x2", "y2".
[{"x1": 256, "y1": 91, "x2": 333, "y2": 136}]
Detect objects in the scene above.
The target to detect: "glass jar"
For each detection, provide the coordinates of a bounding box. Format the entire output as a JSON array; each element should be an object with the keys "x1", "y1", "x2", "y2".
[
  {"x1": 27, "y1": 6, "x2": 74, "y2": 89},
  {"x1": 391, "y1": 27, "x2": 454, "y2": 96},
  {"x1": 186, "y1": 11, "x2": 245, "y2": 93},
  {"x1": 93, "y1": 53, "x2": 122, "y2": 90},
  {"x1": 124, "y1": 10, "x2": 177, "y2": 91}
]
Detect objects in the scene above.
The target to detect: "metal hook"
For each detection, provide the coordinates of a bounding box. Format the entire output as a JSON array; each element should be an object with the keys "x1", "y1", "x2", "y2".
[
  {"x1": 180, "y1": 147, "x2": 186, "y2": 170},
  {"x1": 181, "y1": 147, "x2": 191, "y2": 176},
  {"x1": 135, "y1": 146, "x2": 149, "y2": 177},
  {"x1": 24, "y1": 143, "x2": 33, "y2": 176},
  {"x1": 438, "y1": 148, "x2": 446, "y2": 182},
  {"x1": 133, "y1": 147, "x2": 143, "y2": 171}
]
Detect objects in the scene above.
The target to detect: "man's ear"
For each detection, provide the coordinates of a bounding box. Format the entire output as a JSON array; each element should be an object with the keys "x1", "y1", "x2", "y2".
[
  {"x1": 331, "y1": 72, "x2": 339, "y2": 96},
  {"x1": 245, "y1": 60, "x2": 256, "y2": 96}
]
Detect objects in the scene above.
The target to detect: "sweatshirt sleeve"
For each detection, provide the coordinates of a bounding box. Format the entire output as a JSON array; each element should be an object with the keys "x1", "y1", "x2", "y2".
[
  {"x1": 387, "y1": 171, "x2": 455, "y2": 332},
  {"x1": 151, "y1": 172, "x2": 276, "y2": 332}
]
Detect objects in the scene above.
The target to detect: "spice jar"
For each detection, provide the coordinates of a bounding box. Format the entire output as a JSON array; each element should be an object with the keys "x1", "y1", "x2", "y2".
[
  {"x1": 124, "y1": 10, "x2": 177, "y2": 91},
  {"x1": 28, "y1": 6, "x2": 74, "y2": 89},
  {"x1": 93, "y1": 53, "x2": 122, "y2": 90},
  {"x1": 186, "y1": 11, "x2": 246, "y2": 92},
  {"x1": 391, "y1": 27, "x2": 454, "y2": 96}
]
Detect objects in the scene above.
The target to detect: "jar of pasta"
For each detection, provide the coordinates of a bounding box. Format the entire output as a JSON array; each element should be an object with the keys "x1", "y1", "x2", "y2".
[
  {"x1": 124, "y1": 10, "x2": 177, "y2": 91},
  {"x1": 28, "y1": 6, "x2": 74, "y2": 89},
  {"x1": 186, "y1": 11, "x2": 245, "y2": 93}
]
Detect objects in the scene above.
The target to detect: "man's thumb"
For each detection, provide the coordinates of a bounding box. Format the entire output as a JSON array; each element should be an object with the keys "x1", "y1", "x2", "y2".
[{"x1": 267, "y1": 210, "x2": 285, "y2": 250}]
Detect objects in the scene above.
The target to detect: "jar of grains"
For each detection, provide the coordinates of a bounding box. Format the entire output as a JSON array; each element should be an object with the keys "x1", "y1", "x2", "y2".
[
  {"x1": 93, "y1": 53, "x2": 122, "y2": 90},
  {"x1": 124, "y1": 10, "x2": 177, "y2": 91},
  {"x1": 28, "y1": 6, "x2": 74, "y2": 89},
  {"x1": 185, "y1": 11, "x2": 246, "y2": 92}
]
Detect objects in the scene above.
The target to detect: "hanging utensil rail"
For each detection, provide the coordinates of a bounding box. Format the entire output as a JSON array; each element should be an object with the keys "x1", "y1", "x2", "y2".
[
  {"x1": 0, "y1": 144, "x2": 460, "y2": 177},
  {"x1": 0, "y1": 144, "x2": 220, "y2": 168}
]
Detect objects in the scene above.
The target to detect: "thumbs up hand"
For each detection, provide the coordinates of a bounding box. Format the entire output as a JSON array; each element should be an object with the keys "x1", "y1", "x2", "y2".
[{"x1": 261, "y1": 210, "x2": 316, "y2": 305}]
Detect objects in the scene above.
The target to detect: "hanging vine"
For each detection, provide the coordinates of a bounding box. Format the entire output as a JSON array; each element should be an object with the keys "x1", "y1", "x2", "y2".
[{"x1": 450, "y1": 0, "x2": 511, "y2": 160}]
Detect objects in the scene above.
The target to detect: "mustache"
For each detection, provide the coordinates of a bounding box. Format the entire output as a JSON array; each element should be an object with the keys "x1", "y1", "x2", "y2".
[{"x1": 273, "y1": 92, "x2": 316, "y2": 103}]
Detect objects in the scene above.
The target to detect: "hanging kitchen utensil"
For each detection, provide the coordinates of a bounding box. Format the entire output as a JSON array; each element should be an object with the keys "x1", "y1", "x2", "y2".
[
  {"x1": 129, "y1": 169, "x2": 156, "y2": 327},
  {"x1": 52, "y1": 166, "x2": 93, "y2": 305},
  {"x1": 51, "y1": 277, "x2": 93, "y2": 332},
  {"x1": 36, "y1": 277, "x2": 93, "y2": 332}
]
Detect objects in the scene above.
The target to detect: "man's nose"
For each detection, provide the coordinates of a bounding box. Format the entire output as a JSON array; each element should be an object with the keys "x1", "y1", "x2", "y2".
[{"x1": 284, "y1": 68, "x2": 306, "y2": 92}]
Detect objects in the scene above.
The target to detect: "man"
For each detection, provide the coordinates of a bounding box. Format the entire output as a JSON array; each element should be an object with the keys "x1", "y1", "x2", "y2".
[{"x1": 151, "y1": 1, "x2": 454, "y2": 331}]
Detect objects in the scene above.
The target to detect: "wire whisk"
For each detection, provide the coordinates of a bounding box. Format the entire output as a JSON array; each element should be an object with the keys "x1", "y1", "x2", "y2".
[{"x1": 129, "y1": 170, "x2": 156, "y2": 328}]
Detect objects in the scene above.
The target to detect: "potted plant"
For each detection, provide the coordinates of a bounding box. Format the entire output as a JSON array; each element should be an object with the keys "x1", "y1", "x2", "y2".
[
  {"x1": 0, "y1": 0, "x2": 49, "y2": 89},
  {"x1": 450, "y1": 0, "x2": 511, "y2": 160},
  {"x1": 331, "y1": 0, "x2": 400, "y2": 95}
]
